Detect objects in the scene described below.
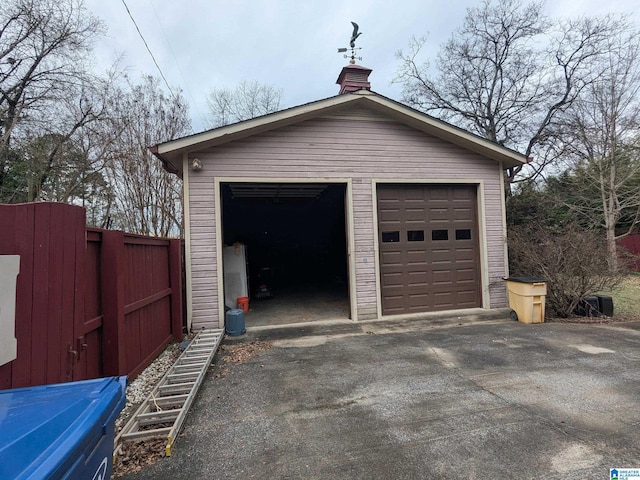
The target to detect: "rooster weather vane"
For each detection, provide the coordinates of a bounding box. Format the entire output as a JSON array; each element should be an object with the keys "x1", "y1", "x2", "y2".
[{"x1": 337, "y1": 21, "x2": 363, "y2": 64}]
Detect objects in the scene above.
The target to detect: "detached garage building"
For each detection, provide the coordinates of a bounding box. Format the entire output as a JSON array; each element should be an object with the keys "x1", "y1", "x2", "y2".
[{"x1": 153, "y1": 64, "x2": 527, "y2": 331}]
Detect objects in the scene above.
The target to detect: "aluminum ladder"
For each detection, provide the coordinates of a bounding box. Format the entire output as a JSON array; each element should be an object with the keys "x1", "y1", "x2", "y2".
[{"x1": 114, "y1": 329, "x2": 224, "y2": 457}]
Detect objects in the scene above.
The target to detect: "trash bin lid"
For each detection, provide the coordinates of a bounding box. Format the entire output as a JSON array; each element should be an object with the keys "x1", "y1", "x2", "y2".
[
  {"x1": 505, "y1": 276, "x2": 546, "y2": 283},
  {"x1": 0, "y1": 376, "x2": 126, "y2": 480}
]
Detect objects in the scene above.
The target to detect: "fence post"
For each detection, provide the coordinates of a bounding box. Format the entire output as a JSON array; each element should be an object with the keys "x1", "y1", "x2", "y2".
[
  {"x1": 101, "y1": 230, "x2": 127, "y2": 376},
  {"x1": 169, "y1": 239, "x2": 184, "y2": 341}
]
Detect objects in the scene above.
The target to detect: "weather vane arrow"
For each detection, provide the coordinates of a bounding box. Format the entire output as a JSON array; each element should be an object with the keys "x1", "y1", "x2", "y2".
[{"x1": 337, "y1": 21, "x2": 363, "y2": 64}]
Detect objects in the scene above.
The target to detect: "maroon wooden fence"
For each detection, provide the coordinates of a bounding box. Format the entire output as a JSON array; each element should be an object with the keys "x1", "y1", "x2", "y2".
[
  {"x1": 0, "y1": 202, "x2": 183, "y2": 390},
  {"x1": 619, "y1": 233, "x2": 640, "y2": 271}
]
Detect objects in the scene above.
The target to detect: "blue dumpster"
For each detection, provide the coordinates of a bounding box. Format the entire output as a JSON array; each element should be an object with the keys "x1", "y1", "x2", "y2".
[{"x1": 0, "y1": 376, "x2": 127, "y2": 480}]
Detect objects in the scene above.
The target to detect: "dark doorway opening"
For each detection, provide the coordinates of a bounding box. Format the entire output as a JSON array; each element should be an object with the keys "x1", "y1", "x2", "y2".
[{"x1": 221, "y1": 182, "x2": 350, "y2": 326}]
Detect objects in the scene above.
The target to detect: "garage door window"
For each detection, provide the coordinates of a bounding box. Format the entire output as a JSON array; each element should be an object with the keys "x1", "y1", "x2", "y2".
[
  {"x1": 431, "y1": 229, "x2": 448, "y2": 241},
  {"x1": 456, "y1": 229, "x2": 472, "y2": 240},
  {"x1": 407, "y1": 230, "x2": 425, "y2": 242},
  {"x1": 381, "y1": 231, "x2": 400, "y2": 243}
]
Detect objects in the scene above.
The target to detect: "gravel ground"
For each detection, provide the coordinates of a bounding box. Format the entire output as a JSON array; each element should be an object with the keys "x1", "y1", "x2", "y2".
[
  {"x1": 115, "y1": 342, "x2": 182, "y2": 433},
  {"x1": 112, "y1": 341, "x2": 183, "y2": 478}
]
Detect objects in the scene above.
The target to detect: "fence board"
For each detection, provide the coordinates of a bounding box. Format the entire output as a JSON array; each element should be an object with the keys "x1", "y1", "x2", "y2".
[
  {"x1": 0, "y1": 203, "x2": 184, "y2": 389},
  {"x1": 117, "y1": 236, "x2": 176, "y2": 379},
  {"x1": 0, "y1": 205, "x2": 25, "y2": 388},
  {"x1": 79, "y1": 229, "x2": 103, "y2": 380},
  {"x1": 31, "y1": 204, "x2": 51, "y2": 386},
  {"x1": 619, "y1": 234, "x2": 640, "y2": 271},
  {"x1": 59, "y1": 205, "x2": 78, "y2": 382},
  {"x1": 7, "y1": 205, "x2": 35, "y2": 388},
  {"x1": 101, "y1": 229, "x2": 127, "y2": 377}
]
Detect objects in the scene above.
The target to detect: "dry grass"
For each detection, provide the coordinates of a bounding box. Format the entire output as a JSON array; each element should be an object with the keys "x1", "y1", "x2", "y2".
[
  {"x1": 601, "y1": 274, "x2": 640, "y2": 321},
  {"x1": 550, "y1": 274, "x2": 640, "y2": 323}
]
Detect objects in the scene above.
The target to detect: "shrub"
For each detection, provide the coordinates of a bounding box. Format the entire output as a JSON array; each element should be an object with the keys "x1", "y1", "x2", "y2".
[{"x1": 508, "y1": 224, "x2": 626, "y2": 317}]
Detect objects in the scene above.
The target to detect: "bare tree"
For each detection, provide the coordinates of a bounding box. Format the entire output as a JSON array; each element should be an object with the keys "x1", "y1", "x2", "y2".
[
  {"x1": 0, "y1": 2, "x2": 191, "y2": 237},
  {"x1": 104, "y1": 75, "x2": 190, "y2": 237},
  {"x1": 21, "y1": 72, "x2": 118, "y2": 202},
  {"x1": 395, "y1": 0, "x2": 615, "y2": 182},
  {"x1": 556, "y1": 23, "x2": 640, "y2": 271},
  {"x1": 0, "y1": 0, "x2": 103, "y2": 195},
  {"x1": 206, "y1": 80, "x2": 283, "y2": 128}
]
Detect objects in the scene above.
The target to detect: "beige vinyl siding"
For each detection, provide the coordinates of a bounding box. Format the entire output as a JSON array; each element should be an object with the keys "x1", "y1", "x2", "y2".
[
  {"x1": 189, "y1": 175, "x2": 218, "y2": 329},
  {"x1": 187, "y1": 105, "x2": 508, "y2": 329},
  {"x1": 485, "y1": 167, "x2": 509, "y2": 307}
]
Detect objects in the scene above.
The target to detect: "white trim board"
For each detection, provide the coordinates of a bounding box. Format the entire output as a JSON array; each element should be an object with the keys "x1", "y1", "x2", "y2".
[{"x1": 213, "y1": 177, "x2": 357, "y2": 328}]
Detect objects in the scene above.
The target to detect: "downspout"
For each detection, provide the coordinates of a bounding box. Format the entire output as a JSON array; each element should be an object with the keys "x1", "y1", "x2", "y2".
[
  {"x1": 500, "y1": 162, "x2": 509, "y2": 280},
  {"x1": 182, "y1": 153, "x2": 193, "y2": 332}
]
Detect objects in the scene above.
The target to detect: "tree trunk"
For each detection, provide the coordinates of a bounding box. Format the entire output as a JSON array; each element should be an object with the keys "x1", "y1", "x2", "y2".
[{"x1": 605, "y1": 222, "x2": 619, "y2": 273}]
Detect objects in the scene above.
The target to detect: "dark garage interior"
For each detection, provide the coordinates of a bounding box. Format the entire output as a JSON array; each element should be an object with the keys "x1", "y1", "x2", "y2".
[{"x1": 221, "y1": 183, "x2": 350, "y2": 326}]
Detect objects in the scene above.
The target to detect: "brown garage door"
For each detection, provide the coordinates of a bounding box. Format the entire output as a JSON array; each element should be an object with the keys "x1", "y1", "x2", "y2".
[{"x1": 377, "y1": 184, "x2": 481, "y2": 315}]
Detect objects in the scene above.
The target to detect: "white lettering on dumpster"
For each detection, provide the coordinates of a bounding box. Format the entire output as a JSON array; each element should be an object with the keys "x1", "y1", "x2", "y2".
[{"x1": 92, "y1": 457, "x2": 108, "y2": 480}]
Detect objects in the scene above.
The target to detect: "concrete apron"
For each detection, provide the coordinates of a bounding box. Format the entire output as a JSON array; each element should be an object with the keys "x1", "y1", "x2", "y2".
[
  {"x1": 124, "y1": 316, "x2": 640, "y2": 480},
  {"x1": 226, "y1": 307, "x2": 513, "y2": 343}
]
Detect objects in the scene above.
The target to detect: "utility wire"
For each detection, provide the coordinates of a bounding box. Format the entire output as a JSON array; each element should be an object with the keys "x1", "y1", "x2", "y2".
[
  {"x1": 148, "y1": 0, "x2": 208, "y2": 130},
  {"x1": 120, "y1": 0, "x2": 196, "y2": 133}
]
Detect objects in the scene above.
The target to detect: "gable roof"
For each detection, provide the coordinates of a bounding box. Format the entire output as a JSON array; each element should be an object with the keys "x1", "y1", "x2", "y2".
[{"x1": 151, "y1": 90, "x2": 528, "y2": 176}]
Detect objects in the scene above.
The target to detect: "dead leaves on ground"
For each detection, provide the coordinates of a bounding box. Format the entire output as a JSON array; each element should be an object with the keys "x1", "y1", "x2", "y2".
[
  {"x1": 112, "y1": 439, "x2": 167, "y2": 477},
  {"x1": 213, "y1": 340, "x2": 273, "y2": 378}
]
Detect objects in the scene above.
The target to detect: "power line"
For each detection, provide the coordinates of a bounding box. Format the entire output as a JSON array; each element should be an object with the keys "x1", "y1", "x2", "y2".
[
  {"x1": 120, "y1": 0, "x2": 196, "y2": 133},
  {"x1": 148, "y1": 0, "x2": 208, "y2": 130}
]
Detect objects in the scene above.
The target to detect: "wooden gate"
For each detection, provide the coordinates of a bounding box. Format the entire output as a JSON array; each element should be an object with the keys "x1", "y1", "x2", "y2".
[
  {"x1": 0, "y1": 203, "x2": 183, "y2": 389},
  {"x1": 0, "y1": 203, "x2": 90, "y2": 388}
]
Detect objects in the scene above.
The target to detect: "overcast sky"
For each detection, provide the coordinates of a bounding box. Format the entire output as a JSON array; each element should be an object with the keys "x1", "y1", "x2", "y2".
[{"x1": 83, "y1": 0, "x2": 638, "y2": 133}]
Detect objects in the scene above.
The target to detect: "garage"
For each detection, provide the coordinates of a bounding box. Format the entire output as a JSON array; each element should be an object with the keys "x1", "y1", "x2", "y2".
[
  {"x1": 153, "y1": 63, "x2": 528, "y2": 330},
  {"x1": 377, "y1": 184, "x2": 481, "y2": 315},
  {"x1": 221, "y1": 182, "x2": 350, "y2": 325}
]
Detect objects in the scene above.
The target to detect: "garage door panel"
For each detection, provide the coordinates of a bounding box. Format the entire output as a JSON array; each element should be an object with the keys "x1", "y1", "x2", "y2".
[
  {"x1": 408, "y1": 293, "x2": 430, "y2": 307},
  {"x1": 454, "y1": 248, "x2": 475, "y2": 262},
  {"x1": 427, "y1": 188, "x2": 449, "y2": 200},
  {"x1": 381, "y1": 270, "x2": 403, "y2": 280},
  {"x1": 405, "y1": 251, "x2": 427, "y2": 263},
  {"x1": 380, "y1": 250, "x2": 403, "y2": 262},
  {"x1": 455, "y1": 292, "x2": 480, "y2": 307},
  {"x1": 454, "y1": 210, "x2": 473, "y2": 221},
  {"x1": 377, "y1": 184, "x2": 481, "y2": 315},
  {"x1": 405, "y1": 205, "x2": 426, "y2": 213},
  {"x1": 455, "y1": 268, "x2": 477, "y2": 282},
  {"x1": 430, "y1": 251, "x2": 452, "y2": 263},
  {"x1": 406, "y1": 266, "x2": 429, "y2": 276},
  {"x1": 432, "y1": 269, "x2": 454, "y2": 284},
  {"x1": 454, "y1": 262, "x2": 476, "y2": 273},
  {"x1": 380, "y1": 247, "x2": 403, "y2": 256},
  {"x1": 405, "y1": 220, "x2": 428, "y2": 229},
  {"x1": 378, "y1": 217, "x2": 401, "y2": 228},
  {"x1": 453, "y1": 188, "x2": 473, "y2": 199},
  {"x1": 433, "y1": 292, "x2": 454, "y2": 308},
  {"x1": 429, "y1": 210, "x2": 450, "y2": 221}
]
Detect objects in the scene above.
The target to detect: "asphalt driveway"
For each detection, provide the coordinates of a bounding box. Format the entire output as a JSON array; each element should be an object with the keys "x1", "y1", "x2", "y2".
[{"x1": 121, "y1": 316, "x2": 640, "y2": 479}]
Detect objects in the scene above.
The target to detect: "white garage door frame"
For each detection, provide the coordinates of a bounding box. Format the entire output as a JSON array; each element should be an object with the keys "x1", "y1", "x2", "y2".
[
  {"x1": 371, "y1": 178, "x2": 490, "y2": 320},
  {"x1": 213, "y1": 176, "x2": 357, "y2": 326}
]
